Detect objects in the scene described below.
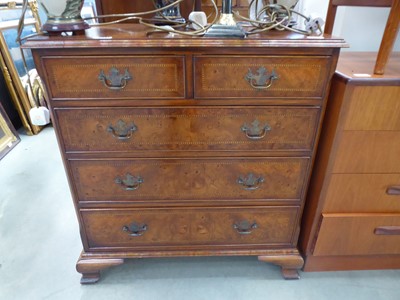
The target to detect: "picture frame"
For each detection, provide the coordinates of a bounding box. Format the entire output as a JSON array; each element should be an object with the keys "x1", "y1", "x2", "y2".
[
  {"x1": 0, "y1": 1, "x2": 42, "y2": 135},
  {"x1": 0, "y1": 101, "x2": 20, "y2": 160}
]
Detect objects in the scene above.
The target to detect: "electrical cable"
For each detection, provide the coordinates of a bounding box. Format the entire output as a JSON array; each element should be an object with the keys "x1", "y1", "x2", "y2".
[
  {"x1": 84, "y1": 0, "x2": 219, "y2": 37},
  {"x1": 236, "y1": 0, "x2": 322, "y2": 35}
]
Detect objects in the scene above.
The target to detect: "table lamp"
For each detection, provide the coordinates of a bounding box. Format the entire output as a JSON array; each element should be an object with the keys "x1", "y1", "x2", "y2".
[
  {"x1": 38, "y1": 0, "x2": 89, "y2": 33},
  {"x1": 205, "y1": 0, "x2": 245, "y2": 37}
]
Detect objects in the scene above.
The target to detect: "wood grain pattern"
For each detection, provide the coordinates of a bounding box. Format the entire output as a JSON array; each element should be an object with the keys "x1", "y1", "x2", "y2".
[
  {"x1": 300, "y1": 51, "x2": 400, "y2": 271},
  {"x1": 374, "y1": 0, "x2": 400, "y2": 74},
  {"x1": 27, "y1": 23, "x2": 343, "y2": 282},
  {"x1": 56, "y1": 106, "x2": 319, "y2": 153},
  {"x1": 333, "y1": 131, "x2": 400, "y2": 173},
  {"x1": 70, "y1": 157, "x2": 309, "y2": 203},
  {"x1": 335, "y1": 52, "x2": 400, "y2": 80},
  {"x1": 313, "y1": 214, "x2": 400, "y2": 256},
  {"x1": 304, "y1": 254, "x2": 400, "y2": 272},
  {"x1": 42, "y1": 56, "x2": 185, "y2": 100},
  {"x1": 324, "y1": 174, "x2": 400, "y2": 213},
  {"x1": 343, "y1": 86, "x2": 400, "y2": 130},
  {"x1": 194, "y1": 56, "x2": 330, "y2": 99},
  {"x1": 76, "y1": 255, "x2": 124, "y2": 284},
  {"x1": 81, "y1": 206, "x2": 299, "y2": 250}
]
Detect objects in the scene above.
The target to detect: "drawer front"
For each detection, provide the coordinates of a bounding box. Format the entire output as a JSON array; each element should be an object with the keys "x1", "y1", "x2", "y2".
[
  {"x1": 194, "y1": 56, "x2": 331, "y2": 99},
  {"x1": 324, "y1": 174, "x2": 400, "y2": 213},
  {"x1": 333, "y1": 131, "x2": 400, "y2": 173},
  {"x1": 313, "y1": 214, "x2": 400, "y2": 256},
  {"x1": 56, "y1": 106, "x2": 319, "y2": 153},
  {"x1": 70, "y1": 157, "x2": 309, "y2": 203},
  {"x1": 81, "y1": 206, "x2": 299, "y2": 250},
  {"x1": 42, "y1": 56, "x2": 185, "y2": 99},
  {"x1": 344, "y1": 86, "x2": 400, "y2": 131}
]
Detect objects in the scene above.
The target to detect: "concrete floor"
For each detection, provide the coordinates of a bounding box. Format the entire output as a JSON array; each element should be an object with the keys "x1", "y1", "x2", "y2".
[{"x1": 1, "y1": 126, "x2": 399, "y2": 300}]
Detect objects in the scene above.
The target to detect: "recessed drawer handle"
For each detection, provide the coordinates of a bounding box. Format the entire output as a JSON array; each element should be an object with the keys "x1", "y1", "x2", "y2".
[
  {"x1": 107, "y1": 119, "x2": 137, "y2": 140},
  {"x1": 122, "y1": 222, "x2": 147, "y2": 237},
  {"x1": 241, "y1": 120, "x2": 271, "y2": 140},
  {"x1": 233, "y1": 220, "x2": 258, "y2": 235},
  {"x1": 98, "y1": 67, "x2": 132, "y2": 90},
  {"x1": 245, "y1": 67, "x2": 278, "y2": 90},
  {"x1": 374, "y1": 226, "x2": 400, "y2": 235},
  {"x1": 237, "y1": 173, "x2": 264, "y2": 190},
  {"x1": 386, "y1": 186, "x2": 400, "y2": 195},
  {"x1": 115, "y1": 173, "x2": 143, "y2": 191}
]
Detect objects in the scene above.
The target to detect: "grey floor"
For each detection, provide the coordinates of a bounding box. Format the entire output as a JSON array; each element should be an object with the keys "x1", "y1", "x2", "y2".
[{"x1": 1, "y1": 126, "x2": 399, "y2": 300}]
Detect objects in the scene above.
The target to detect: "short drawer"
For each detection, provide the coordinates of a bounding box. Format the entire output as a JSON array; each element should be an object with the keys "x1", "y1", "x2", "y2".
[
  {"x1": 41, "y1": 56, "x2": 185, "y2": 99},
  {"x1": 313, "y1": 214, "x2": 400, "y2": 256},
  {"x1": 70, "y1": 157, "x2": 309, "y2": 203},
  {"x1": 81, "y1": 206, "x2": 299, "y2": 250},
  {"x1": 56, "y1": 106, "x2": 319, "y2": 153},
  {"x1": 324, "y1": 174, "x2": 400, "y2": 213},
  {"x1": 333, "y1": 131, "x2": 400, "y2": 173},
  {"x1": 344, "y1": 86, "x2": 400, "y2": 131},
  {"x1": 194, "y1": 55, "x2": 331, "y2": 99}
]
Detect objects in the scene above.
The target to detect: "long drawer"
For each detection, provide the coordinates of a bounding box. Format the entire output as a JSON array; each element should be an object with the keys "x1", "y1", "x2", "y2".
[
  {"x1": 194, "y1": 55, "x2": 331, "y2": 99},
  {"x1": 313, "y1": 214, "x2": 400, "y2": 256},
  {"x1": 81, "y1": 206, "x2": 300, "y2": 250},
  {"x1": 70, "y1": 157, "x2": 309, "y2": 203},
  {"x1": 41, "y1": 56, "x2": 185, "y2": 100},
  {"x1": 56, "y1": 106, "x2": 319, "y2": 153},
  {"x1": 324, "y1": 174, "x2": 400, "y2": 213}
]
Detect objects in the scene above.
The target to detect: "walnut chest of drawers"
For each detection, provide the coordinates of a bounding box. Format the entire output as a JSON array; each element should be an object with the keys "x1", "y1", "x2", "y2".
[{"x1": 27, "y1": 24, "x2": 345, "y2": 283}]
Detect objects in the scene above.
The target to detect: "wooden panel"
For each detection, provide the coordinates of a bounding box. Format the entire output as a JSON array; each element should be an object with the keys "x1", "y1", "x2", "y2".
[
  {"x1": 324, "y1": 174, "x2": 400, "y2": 213},
  {"x1": 96, "y1": 0, "x2": 196, "y2": 21},
  {"x1": 344, "y1": 86, "x2": 400, "y2": 130},
  {"x1": 304, "y1": 254, "x2": 400, "y2": 272},
  {"x1": 194, "y1": 56, "x2": 331, "y2": 99},
  {"x1": 56, "y1": 106, "x2": 319, "y2": 153},
  {"x1": 70, "y1": 157, "x2": 309, "y2": 203},
  {"x1": 42, "y1": 56, "x2": 185, "y2": 100},
  {"x1": 313, "y1": 214, "x2": 400, "y2": 256},
  {"x1": 81, "y1": 206, "x2": 299, "y2": 250},
  {"x1": 333, "y1": 131, "x2": 400, "y2": 173}
]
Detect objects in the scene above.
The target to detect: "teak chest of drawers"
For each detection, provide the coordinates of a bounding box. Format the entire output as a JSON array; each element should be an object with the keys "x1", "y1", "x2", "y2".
[
  {"x1": 26, "y1": 25, "x2": 345, "y2": 283},
  {"x1": 300, "y1": 53, "x2": 400, "y2": 271}
]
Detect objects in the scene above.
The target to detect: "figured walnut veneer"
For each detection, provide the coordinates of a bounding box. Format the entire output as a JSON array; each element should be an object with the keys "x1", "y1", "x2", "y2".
[{"x1": 26, "y1": 24, "x2": 345, "y2": 283}]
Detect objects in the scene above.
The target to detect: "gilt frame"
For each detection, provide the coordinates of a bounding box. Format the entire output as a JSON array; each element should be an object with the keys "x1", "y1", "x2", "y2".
[{"x1": 0, "y1": 1, "x2": 41, "y2": 134}]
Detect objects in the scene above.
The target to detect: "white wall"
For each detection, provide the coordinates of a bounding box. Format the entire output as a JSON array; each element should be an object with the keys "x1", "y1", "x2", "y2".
[{"x1": 300, "y1": 0, "x2": 400, "y2": 51}]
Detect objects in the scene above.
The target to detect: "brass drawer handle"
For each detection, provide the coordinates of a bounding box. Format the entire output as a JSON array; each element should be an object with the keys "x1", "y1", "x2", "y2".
[
  {"x1": 374, "y1": 226, "x2": 400, "y2": 235},
  {"x1": 237, "y1": 173, "x2": 264, "y2": 190},
  {"x1": 123, "y1": 222, "x2": 147, "y2": 237},
  {"x1": 98, "y1": 67, "x2": 132, "y2": 90},
  {"x1": 233, "y1": 220, "x2": 258, "y2": 235},
  {"x1": 245, "y1": 67, "x2": 278, "y2": 90},
  {"x1": 115, "y1": 173, "x2": 143, "y2": 191},
  {"x1": 107, "y1": 119, "x2": 137, "y2": 140},
  {"x1": 386, "y1": 186, "x2": 400, "y2": 195},
  {"x1": 241, "y1": 120, "x2": 271, "y2": 140}
]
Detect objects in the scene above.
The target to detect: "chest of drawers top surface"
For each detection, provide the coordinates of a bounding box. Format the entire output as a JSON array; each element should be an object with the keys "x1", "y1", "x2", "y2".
[{"x1": 25, "y1": 24, "x2": 346, "y2": 50}]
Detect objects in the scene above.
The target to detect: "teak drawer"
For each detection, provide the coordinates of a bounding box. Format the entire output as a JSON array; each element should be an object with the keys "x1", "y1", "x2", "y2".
[
  {"x1": 81, "y1": 206, "x2": 299, "y2": 250},
  {"x1": 324, "y1": 174, "x2": 400, "y2": 213},
  {"x1": 56, "y1": 106, "x2": 319, "y2": 153},
  {"x1": 70, "y1": 157, "x2": 309, "y2": 203},
  {"x1": 313, "y1": 214, "x2": 400, "y2": 256},
  {"x1": 194, "y1": 56, "x2": 331, "y2": 99},
  {"x1": 343, "y1": 86, "x2": 400, "y2": 131},
  {"x1": 41, "y1": 56, "x2": 185, "y2": 100},
  {"x1": 333, "y1": 131, "x2": 400, "y2": 173}
]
